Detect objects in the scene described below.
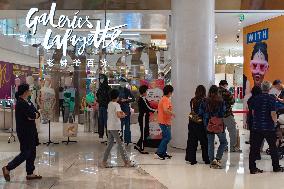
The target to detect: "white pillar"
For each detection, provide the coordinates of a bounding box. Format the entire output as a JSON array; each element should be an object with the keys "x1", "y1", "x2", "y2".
[{"x1": 171, "y1": 0, "x2": 215, "y2": 149}]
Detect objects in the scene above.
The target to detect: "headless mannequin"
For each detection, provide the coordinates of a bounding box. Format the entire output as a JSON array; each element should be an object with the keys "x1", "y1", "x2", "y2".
[
  {"x1": 63, "y1": 77, "x2": 76, "y2": 123},
  {"x1": 39, "y1": 76, "x2": 55, "y2": 124}
]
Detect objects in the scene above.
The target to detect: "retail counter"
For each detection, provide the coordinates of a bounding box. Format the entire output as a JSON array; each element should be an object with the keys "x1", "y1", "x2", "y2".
[{"x1": 0, "y1": 108, "x2": 13, "y2": 130}]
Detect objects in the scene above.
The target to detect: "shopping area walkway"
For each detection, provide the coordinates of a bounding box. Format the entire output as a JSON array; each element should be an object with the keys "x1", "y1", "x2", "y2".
[{"x1": 0, "y1": 113, "x2": 284, "y2": 189}]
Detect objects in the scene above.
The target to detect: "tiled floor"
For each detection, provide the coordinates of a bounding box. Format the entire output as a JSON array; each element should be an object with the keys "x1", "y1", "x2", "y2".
[{"x1": 0, "y1": 113, "x2": 283, "y2": 189}]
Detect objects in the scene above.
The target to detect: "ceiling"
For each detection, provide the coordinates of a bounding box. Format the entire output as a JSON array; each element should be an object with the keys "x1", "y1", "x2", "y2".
[{"x1": 215, "y1": 11, "x2": 284, "y2": 59}]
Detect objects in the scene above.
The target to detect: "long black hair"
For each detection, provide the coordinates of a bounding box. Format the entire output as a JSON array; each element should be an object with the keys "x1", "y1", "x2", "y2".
[
  {"x1": 15, "y1": 84, "x2": 30, "y2": 101},
  {"x1": 251, "y1": 42, "x2": 268, "y2": 61}
]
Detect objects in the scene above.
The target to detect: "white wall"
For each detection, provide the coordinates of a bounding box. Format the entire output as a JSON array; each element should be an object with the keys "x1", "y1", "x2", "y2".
[{"x1": 0, "y1": 34, "x2": 38, "y2": 68}]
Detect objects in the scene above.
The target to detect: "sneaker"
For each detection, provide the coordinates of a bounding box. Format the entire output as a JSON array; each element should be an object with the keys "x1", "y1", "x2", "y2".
[
  {"x1": 190, "y1": 161, "x2": 197, "y2": 165},
  {"x1": 273, "y1": 166, "x2": 284, "y2": 172},
  {"x1": 155, "y1": 153, "x2": 165, "y2": 160},
  {"x1": 250, "y1": 168, "x2": 264, "y2": 174},
  {"x1": 210, "y1": 159, "x2": 222, "y2": 169},
  {"x1": 164, "y1": 154, "x2": 172, "y2": 159},
  {"x1": 231, "y1": 147, "x2": 242, "y2": 153}
]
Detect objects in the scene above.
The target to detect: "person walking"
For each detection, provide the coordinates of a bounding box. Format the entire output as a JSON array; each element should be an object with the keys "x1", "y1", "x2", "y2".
[
  {"x1": 101, "y1": 89, "x2": 134, "y2": 168},
  {"x1": 200, "y1": 85, "x2": 228, "y2": 169},
  {"x1": 96, "y1": 74, "x2": 111, "y2": 142},
  {"x1": 135, "y1": 85, "x2": 156, "y2": 154},
  {"x1": 219, "y1": 80, "x2": 241, "y2": 152},
  {"x1": 118, "y1": 77, "x2": 135, "y2": 145},
  {"x1": 2, "y1": 84, "x2": 42, "y2": 181},
  {"x1": 185, "y1": 85, "x2": 210, "y2": 165},
  {"x1": 249, "y1": 81, "x2": 284, "y2": 174},
  {"x1": 155, "y1": 85, "x2": 175, "y2": 160}
]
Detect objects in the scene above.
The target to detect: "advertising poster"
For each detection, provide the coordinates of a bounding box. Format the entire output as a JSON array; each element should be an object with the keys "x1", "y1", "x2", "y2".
[
  {"x1": 140, "y1": 79, "x2": 164, "y2": 143},
  {"x1": 243, "y1": 15, "x2": 284, "y2": 94},
  {"x1": 0, "y1": 61, "x2": 13, "y2": 99}
]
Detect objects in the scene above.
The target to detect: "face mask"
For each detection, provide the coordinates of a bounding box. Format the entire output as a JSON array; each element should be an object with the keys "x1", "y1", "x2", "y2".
[
  {"x1": 28, "y1": 95, "x2": 32, "y2": 101},
  {"x1": 100, "y1": 78, "x2": 104, "y2": 83}
]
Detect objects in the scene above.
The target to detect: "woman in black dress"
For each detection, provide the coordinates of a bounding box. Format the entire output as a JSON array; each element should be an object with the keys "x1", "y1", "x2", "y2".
[{"x1": 2, "y1": 84, "x2": 42, "y2": 181}]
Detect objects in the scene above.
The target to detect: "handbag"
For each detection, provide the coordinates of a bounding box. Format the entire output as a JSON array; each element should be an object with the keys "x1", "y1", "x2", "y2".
[
  {"x1": 188, "y1": 99, "x2": 203, "y2": 124},
  {"x1": 207, "y1": 116, "x2": 224, "y2": 134}
]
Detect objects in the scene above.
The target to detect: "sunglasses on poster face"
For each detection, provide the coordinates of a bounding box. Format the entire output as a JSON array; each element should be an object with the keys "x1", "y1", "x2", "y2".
[{"x1": 250, "y1": 60, "x2": 269, "y2": 75}]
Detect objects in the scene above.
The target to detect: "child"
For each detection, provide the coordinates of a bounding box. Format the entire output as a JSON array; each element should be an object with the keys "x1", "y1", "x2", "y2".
[
  {"x1": 155, "y1": 85, "x2": 175, "y2": 160},
  {"x1": 135, "y1": 85, "x2": 155, "y2": 154},
  {"x1": 101, "y1": 89, "x2": 134, "y2": 168}
]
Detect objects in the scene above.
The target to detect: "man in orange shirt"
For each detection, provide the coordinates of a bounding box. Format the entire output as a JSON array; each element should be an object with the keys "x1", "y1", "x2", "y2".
[{"x1": 156, "y1": 85, "x2": 175, "y2": 160}]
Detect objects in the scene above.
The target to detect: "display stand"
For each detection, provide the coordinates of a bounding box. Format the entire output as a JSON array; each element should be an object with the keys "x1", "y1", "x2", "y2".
[
  {"x1": 8, "y1": 102, "x2": 15, "y2": 143},
  {"x1": 62, "y1": 137, "x2": 77, "y2": 145},
  {"x1": 43, "y1": 120, "x2": 59, "y2": 146}
]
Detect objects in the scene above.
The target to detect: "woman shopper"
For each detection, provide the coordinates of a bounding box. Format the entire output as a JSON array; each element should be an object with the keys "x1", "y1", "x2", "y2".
[
  {"x1": 185, "y1": 85, "x2": 210, "y2": 165},
  {"x1": 135, "y1": 85, "x2": 156, "y2": 154},
  {"x1": 199, "y1": 85, "x2": 228, "y2": 169},
  {"x1": 2, "y1": 84, "x2": 41, "y2": 181}
]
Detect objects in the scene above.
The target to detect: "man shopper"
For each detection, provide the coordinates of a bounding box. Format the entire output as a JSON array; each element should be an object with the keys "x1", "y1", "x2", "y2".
[
  {"x1": 249, "y1": 81, "x2": 284, "y2": 174},
  {"x1": 155, "y1": 85, "x2": 175, "y2": 160},
  {"x1": 219, "y1": 80, "x2": 241, "y2": 152}
]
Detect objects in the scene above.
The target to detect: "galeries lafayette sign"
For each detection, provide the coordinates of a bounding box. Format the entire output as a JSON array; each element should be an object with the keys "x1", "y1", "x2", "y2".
[{"x1": 25, "y1": 3, "x2": 127, "y2": 56}]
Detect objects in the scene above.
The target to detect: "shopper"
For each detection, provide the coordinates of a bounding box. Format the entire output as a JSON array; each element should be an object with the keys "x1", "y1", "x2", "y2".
[
  {"x1": 219, "y1": 80, "x2": 241, "y2": 152},
  {"x1": 59, "y1": 86, "x2": 64, "y2": 119},
  {"x1": 135, "y1": 85, "x2": 156, "y2": 154},
  {"x1": 101, "y1": 89, "x2": 134, "y2": 168},
  {"x1": 185, "y1": 85, "x2": 210, "y2": 165},
  {"x1": 2, "y1": 84, "x2": 42, "y2": 182},
  {"x1": 96, "y1": 74, "x2": 111, "y2": 142},
  {"x1": 118, "y1": 77, "x2": 135, "y2": 145},
  {"x1": 200, "y1": 85, "x2": 228, "y2": 169},
  {"x1": 249, "y1": 81, "x2": 284, "y2": 174},
  {"x1": 246, "y1": 86, "x2": 262, "y2": 145},
  {"x1": 155, "y1": 85, "x2": 175, "y2": 160}
]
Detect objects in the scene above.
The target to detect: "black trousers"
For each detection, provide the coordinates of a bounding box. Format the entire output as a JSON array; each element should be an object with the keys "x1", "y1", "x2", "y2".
[
  {"x1": 7, "y1": 144, "x2": 36, "y2": 175},
  {"x1": 137, "y1": 113, "x2": 150, "y2": 150},
  {"x1": 185, "y1": 121, "x2": 209, "y2": 162},
  {"x1": 249, "y1": 130, "x2": 279, "y2": 171},
  {"x1": 59, "y1": 99, "x2": 64, "y2": 119}
]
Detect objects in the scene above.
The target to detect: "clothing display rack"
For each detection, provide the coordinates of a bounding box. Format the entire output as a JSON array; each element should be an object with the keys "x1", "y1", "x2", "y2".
[
  {"x1": 43, "y1": 120, "x2": 59, "y2": 146},
  {"x1": 62, "y1": 137, "x2": 77, "y2": 145}
]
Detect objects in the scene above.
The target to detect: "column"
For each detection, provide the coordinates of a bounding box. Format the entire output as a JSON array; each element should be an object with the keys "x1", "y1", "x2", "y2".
[{"x1": 171, "y1": 0, "x2": 215, "y2": 149}]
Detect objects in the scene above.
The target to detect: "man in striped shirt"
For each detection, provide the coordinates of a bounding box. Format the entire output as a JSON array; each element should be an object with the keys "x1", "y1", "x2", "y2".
[{"x1": 249, "y1": 81, "x2": 284, "y2": 174}]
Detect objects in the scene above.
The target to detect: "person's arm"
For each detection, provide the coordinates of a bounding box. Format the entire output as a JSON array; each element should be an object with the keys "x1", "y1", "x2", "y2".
[
  {"x1": 271, "y1": 111, "x2": 277, "y2": 123},
  {"x1": 163, "y1": 99, "x2": 175, "y2": 117},
  {"x1": 21, "y1": 101, "x2": 37, "y2": 120},
  {"x1": 115, "y1": 103, "x2": 125, "y2": 118},
  {"x1": 143, "y1": 97, "x2": 156, "y2": 112}
]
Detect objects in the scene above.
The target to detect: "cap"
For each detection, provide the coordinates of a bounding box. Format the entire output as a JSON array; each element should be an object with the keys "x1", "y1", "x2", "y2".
[
  {"x1": 219, "y1": 80, "x2": 228, "y2": 86},
  {"x1": 273, "y1": 79, "x2": 282, "y2": 86}
]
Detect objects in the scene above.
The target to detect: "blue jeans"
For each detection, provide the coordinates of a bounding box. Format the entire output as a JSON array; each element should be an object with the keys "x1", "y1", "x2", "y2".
[
  {"x1": 207, "y1": 132, "x2": 228, "y2": 162},
  {"x1": 98, "y1": 107, "x2": 108, "y2": 138},
  {"x1": 157, "y1": 124, "x2": 172, "y2": 156},
  {"x1": 121, "y1": 114, "x2": 131, "y2": 143}
]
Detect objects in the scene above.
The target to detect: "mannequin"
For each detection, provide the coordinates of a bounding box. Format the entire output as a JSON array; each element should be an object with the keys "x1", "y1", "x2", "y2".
[
  {"x1": 63, "y1": 76, "x2": 76, "y2": 123},
  {"x1": 39, "y1": 75, "x2": 56, "y2": 124},
  {"x1": 85, "y1": 83, "x2": 98, "y2": 132}
]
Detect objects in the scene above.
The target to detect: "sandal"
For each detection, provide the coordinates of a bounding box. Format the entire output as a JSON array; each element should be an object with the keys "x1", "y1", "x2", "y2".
[{"x1": 26, "y1": 174, "x2": 42, "y2": 180}]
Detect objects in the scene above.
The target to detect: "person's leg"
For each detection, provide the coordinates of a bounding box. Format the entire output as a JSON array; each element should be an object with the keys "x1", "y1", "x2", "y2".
[
  {"x1": 111, "y1": 130, "x2": 130, "y2": 163},
  {"x1": 207, "y1": 134, "x2": 215, "y2": 163},
  {"x1": 103, "y1": 107, "x2": 108, "y2": 138},
  {"x1": 103, "y1": 131, "x2": 115, "y2": 162},
  {"x1": 186, "y1": 123, "x2": 198, "y2": 163},
  {"x1": 26, "y1": 147, "x2": 36, "y2": 175},
  {"x1": 264, "y1": 131, "x2": 280, "y2": 170},
  {"x1": 98, "y1": 107, "x2": 104, "y2": 138},
  {"x1": 249, "y1": 130, "x2": 264, "y2": 171},
  {"x1": 198, "y1": 127, "x2": 210, "y2": 163},
  {"x1": 164, "y1": 126, "x2": 172, "y2": 154},
  {"x1": 124, "y1": 114, "x2": 131, "y2": 144},
  {"x1": 137, "y1": 115, "x2": 144, "y2": 149},
  {"x1": 224, "y1": 115, "x2": 237, "y2": 150},
  {"x1": 215, "y1": 132, "x2": 228, "y2": 161},
  {"x1": 6, "y1": 151, "x2": 26, "y2": 172},
  {"x1": 157, "y1": 125, "x2": 169, "y2": 156}
]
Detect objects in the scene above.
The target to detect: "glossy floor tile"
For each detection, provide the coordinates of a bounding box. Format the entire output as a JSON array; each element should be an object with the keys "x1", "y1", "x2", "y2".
[{"x1": 0, "y1": 114, "x2": 283, "y2": 189}]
